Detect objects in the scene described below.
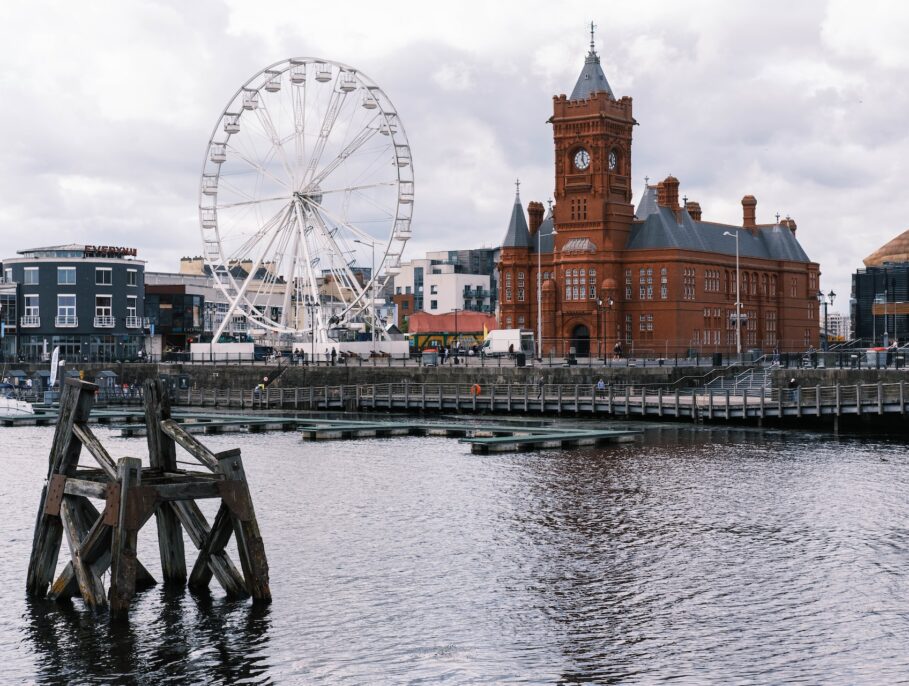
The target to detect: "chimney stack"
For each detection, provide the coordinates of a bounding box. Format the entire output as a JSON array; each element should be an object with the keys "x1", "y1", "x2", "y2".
[
  {"x1": 742, "y1": 195, "x2": 757, "y2": 228},
  {"x1": 657, "y1": 175, "x2": 680, "y2": 209},
  {"x1": 685, "y1": 200, "x2": 702, "y2": 221},
  {"x1": 780, "y1": 216, "x2": 797, "y2": 235},
  {"x1": 527, "y1": 201, "x2": 545, "y2": 236}
]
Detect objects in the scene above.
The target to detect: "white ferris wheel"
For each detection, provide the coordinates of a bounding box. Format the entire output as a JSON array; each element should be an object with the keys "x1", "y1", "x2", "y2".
[{"x1": 199, "y1": 57, "x2": 413, "y2": 344}]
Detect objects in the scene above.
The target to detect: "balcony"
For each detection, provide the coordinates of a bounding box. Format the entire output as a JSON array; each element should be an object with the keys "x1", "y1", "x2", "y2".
[
  {"x1": 94, "y1": 315, "x2": 116, "y2": 328},
  {"x1": 125, "y1": 316, "x2": 142, "y2": 329},
  {"x1": 55, "y1": 315, "x2": 78, "y2": 328},
  {"x1": 20, "y1": 315, "x2": 40, "y2": 328}
]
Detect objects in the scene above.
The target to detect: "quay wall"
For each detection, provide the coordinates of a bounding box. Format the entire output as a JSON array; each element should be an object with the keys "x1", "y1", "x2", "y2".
[{"x1": 8, "y1": 361, "x2": 909, "y2": 391}]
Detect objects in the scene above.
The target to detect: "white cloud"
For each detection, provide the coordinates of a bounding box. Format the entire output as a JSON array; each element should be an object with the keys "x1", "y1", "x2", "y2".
[{"x1": 1, "y1": 0, "x2": 908, "y2": 310}]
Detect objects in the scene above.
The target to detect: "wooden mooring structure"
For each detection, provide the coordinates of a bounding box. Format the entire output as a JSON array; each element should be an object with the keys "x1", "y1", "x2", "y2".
[{"x1": 26, "y1": 378, "x2": 270, "y2": 616}]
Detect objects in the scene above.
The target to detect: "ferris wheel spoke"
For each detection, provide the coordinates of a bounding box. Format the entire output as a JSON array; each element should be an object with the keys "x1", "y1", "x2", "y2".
[
  {"x1": 225, "y1": 143, "x2": 291, "y2": 190},
  {"x1": 306, "y1": 206, "x2": 367, "y2": 304},
  {"x1": 222, "y1": 202, "x2": 291, "y2": 264},
  {"x1": 302, "y1": 80, "x2": 346, "y2": 188},
  {"x1": 254, "y1": 98, "x2": 296, "y2": 185},
  {"x1": 293, "y1": 79, "x2": 306, "y2": 172},
  {"x1": 215, "y1": 176, "x2": 258, "y2": 203},
  {"x1": 217, "y1": 195, "x2": 289, "y2": 210},
  {"x1": 305, "y1": 120, "x2": 380, "y2": 191},
  {"x1": 318, "y1": 181, "x2": 398, "y2": 195},
  {"x1": 302, "y1": 197, "x2": 382, "y2": 246}
]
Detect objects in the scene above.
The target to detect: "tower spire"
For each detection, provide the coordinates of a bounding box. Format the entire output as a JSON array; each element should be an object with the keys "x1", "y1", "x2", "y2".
[
  {"x1": 515, "y1": 178, "x2": 521, "y2": 201},
  {"x1": 589, "y1": 21, "x2": 597, "y2": 54}
]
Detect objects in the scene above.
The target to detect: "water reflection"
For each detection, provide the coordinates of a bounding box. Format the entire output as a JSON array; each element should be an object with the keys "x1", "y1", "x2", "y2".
[{"x1": 24, "y1": 589, "x2": 272, "y2": 685}]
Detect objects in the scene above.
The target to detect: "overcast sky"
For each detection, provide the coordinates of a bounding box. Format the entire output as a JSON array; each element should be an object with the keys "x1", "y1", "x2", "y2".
[{"x1": 2, "y1": 0, "x2": 908, "y2": 314}]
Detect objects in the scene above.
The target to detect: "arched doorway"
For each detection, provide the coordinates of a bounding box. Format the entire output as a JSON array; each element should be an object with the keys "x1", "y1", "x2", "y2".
[{"x1": 571, "y1": 324, "x2": 590, "y2": 357}]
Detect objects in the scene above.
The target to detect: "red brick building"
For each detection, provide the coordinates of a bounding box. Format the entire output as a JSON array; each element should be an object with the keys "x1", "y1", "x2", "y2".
[{"x1": 499, "y1": 38, "x2": 819, "y2": 357}]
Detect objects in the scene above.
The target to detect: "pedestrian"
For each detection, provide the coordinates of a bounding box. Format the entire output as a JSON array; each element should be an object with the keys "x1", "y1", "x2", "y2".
[
  {"x1": 613, "y1": 341, "x2": 623, "y2": 360},
  {"x1": 331, "y1": 347, "x2": 337, "y2": 366},
  {"x1": 536, "y1": 375, "x2": 544, "y2": 399},
  {"x1": 788, "y1": 377, "x2": 799, "y2": 403},
  {"x1": 596, "y1": 377, "x2": 606, "y2": 398}
]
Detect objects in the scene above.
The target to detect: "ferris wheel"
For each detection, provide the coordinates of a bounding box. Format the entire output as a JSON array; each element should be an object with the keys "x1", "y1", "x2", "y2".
[{"x1": 199, "y1": 57, "x2": 413, "y2": 343}]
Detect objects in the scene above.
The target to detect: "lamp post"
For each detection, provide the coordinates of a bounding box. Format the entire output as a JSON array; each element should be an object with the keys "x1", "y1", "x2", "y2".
[
  {"x1": 595, "y1": 295, "x2": 614, "y2": 361},
  {"x1": 353, "y1": 238, "x2": 377, "y2": 354},
  {"x1": 536, "y1": 200, "x2": 558, "y2": 359},
  {"x1": 304, "y1": 296, "x2": 317, "y2": 364},
  {"x1": 723, "y1": 230, "x2": 742, "y2": 356},
  {"x1": 451, "y1": 307, "x2": 462, "y2": 355},
  {"x1": 817, "y1": 289, "x2": 836, "y2": 351}
]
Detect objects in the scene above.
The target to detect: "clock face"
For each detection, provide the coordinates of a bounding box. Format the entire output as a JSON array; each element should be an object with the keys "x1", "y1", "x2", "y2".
[
  {"x1": 573, "y1": 148, "x2": 590, "y2": 171},
  {"x1": 608, "y1": 149, "x2": 617, "y2": 171}
]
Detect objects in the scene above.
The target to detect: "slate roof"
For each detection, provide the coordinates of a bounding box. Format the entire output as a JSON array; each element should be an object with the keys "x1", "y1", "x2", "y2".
[
  {"x1": 530, "y1": 207, "x2": 556, "y2": 254},
  {"x1": 570, "y1": 48, "x2": 614, "y2": 101},
  {"x1": 501, "y1": 192, "x2": 531, "y2": 248},
  {"x1": 628, "y1": 186, "x2": 811, "y2": 262}
]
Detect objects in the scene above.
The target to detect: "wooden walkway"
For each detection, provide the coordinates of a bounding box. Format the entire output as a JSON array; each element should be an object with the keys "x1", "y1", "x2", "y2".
[
  {"x1": 7, "y1": 381, "x2": 909, "y2": 429},
  {"x1": 170, "y1": 381, "x2": 909, "y2": 423}
]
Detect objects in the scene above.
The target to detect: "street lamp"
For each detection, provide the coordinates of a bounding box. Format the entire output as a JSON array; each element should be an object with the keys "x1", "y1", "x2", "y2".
[
  {"x1": 595, "y1": 295, "x2": 614, "y2": 361},
  {"x1": 353, "y1": 238, "x2": 377, "y2": 354},
  {"x1": 817, "y1": 289, "x2": 836, "y2": 351},
  {"x1": 536, "y1": 200, "x2": 558, "y2": 359},
  {"x1": 723, "y1": 230, "x2": 742, "y2": 356},
  {"x1": 304, "y1": 296, "x2": 318, "y2": 364}
]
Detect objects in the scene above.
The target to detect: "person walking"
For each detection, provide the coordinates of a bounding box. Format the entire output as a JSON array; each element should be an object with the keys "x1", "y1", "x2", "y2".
[{"x1": 596, "y1": 377, "x2": 606, "y2": 398}]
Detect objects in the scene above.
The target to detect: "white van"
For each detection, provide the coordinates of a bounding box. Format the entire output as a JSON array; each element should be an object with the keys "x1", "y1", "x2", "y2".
[{"x1": 481, "y1": 329, "x2": 535, "y2": 357}]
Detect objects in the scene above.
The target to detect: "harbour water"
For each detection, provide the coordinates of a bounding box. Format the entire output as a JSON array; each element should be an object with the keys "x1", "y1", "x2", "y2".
[{"x1": 2, "y1": 421, "x2": 909, "y2": 684}]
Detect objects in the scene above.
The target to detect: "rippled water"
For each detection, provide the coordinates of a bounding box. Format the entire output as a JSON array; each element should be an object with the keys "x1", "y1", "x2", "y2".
[{"x1": 2, "y1": 419, "x2": 909, "y2": 684}]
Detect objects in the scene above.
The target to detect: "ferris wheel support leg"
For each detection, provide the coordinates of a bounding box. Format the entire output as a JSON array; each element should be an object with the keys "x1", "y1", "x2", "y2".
[{"x1": 212, "y1": 212, "x2": 288, "y2": 342}]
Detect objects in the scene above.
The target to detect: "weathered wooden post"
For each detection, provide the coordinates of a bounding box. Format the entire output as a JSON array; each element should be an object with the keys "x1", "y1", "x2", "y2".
[
  {"x1": 27, "y1": 379, "x2": 96, "y2": 597},
  {"x1": 143, "y1": 379, "x2": 186, "y2": 585},
  {"x1": 109, "y1": 457, "x2": 144, "y2": 617},
  {"x1": 26, "y1": 377, "x2": 271, "y2": 616}
]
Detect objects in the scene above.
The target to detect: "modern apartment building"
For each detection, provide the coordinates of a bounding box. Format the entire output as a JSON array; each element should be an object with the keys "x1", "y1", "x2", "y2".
[{"x1": 1, "y1": 244, "x2": 145, "y2": 361}]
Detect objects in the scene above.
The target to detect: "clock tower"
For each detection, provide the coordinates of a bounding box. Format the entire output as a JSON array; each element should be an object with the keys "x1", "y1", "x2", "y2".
[{"x1": 550, "y1": 28, "x2": 635, "y2": 254}]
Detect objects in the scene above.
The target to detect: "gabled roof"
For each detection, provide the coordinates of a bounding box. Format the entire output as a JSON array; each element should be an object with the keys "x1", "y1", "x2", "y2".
[
  {"x1": 626, "y1": 205, "x2": 811, "y2": 263},
  {"x1": 501, "y1": 191, "x2": 530, "y2": 248},
  {"x1": 570, "y1": 48, "x2": 614, "y2": 101}
]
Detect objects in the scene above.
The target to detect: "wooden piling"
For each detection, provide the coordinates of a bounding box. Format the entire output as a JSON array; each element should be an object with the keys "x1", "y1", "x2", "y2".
[
  {"x1": 144, "y1": 379, "x2": 186, "y2": 584},
  {"x1": 109, "y1": 457, "x2": 143, "y2": 617},
  {"x1": 26, "y1": 379, "x2": 96, "y2": 597}
]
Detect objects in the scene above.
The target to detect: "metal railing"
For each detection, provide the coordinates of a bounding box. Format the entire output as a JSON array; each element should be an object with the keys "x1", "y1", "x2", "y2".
[
  {"x1": 93, "y1": 315, "x2": 115, "y2": 328},
  {"x1": 55, "y1": 315, "x2": 78, "y2": 327},
  {"x1": 169, "y1": 381, "x2": 909, "y2": 421},
  {"x1": 125, "y1": 316, "x2": 142, "y2": 329},
  {"x1": 20, "y1": 315, "x2": 40, "y2": 328}
]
